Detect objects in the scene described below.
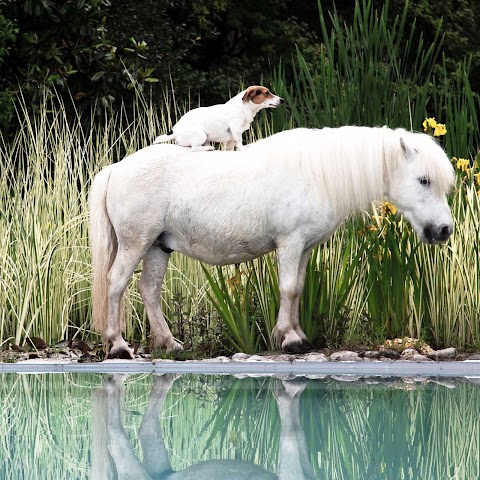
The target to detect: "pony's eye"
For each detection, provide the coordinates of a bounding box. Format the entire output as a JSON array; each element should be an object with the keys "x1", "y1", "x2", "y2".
[{"x1": 419, "y1": 176, "x2": 430, "y2": 186}]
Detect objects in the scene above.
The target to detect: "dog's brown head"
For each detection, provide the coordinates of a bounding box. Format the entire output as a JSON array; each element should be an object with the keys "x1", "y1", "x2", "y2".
[{"x1": 242, "y1": 86, "x2": 284, "y2": 108}]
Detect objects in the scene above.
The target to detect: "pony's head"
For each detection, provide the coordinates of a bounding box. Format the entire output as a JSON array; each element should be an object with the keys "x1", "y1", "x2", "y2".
[{"x1": 386, "y1": 131, "x2": 455, "y2": 244}]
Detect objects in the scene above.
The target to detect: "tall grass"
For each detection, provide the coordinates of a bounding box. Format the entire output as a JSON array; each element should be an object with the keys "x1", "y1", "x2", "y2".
[
  {"x1": 0, "y1": 94, "x2": 217, "y2": 349},
  {"x1": 418, "y1": 172, "x2": 480, "y2": 347},
  {"x1": 1, "y1": 0, "x2": 479, "y2": 352},
  {"x1": 0, "y1": 98, "x2": 94, "y2": 346}
]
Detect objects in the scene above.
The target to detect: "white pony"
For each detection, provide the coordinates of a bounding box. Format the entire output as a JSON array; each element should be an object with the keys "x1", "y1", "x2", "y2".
[{"x1": 89, "y1": 126, "x2": 455, "y2": 358}]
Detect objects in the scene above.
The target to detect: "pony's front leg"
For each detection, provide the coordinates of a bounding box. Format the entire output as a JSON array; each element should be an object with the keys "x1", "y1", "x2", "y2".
[
  {"x1": 291, "y1": 249, "x2": 313, "y2": 349},
  {"x1": 139, "y1": 246, "x2": 183, "y2": 354},
  {"x1": 273, "y1": 244, "x2": 311, "y2": 353},
  {"x1": 274, "y1": 379, "x2": 315, "y2": 480}
]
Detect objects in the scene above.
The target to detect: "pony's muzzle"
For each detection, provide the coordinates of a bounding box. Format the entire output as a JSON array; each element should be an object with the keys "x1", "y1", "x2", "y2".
[{"x1": 423, "y1": 223, "x2": 453, "y2": 244}]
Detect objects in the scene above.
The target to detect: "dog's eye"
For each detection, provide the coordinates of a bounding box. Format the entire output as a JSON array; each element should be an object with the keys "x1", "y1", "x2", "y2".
[
  {"x1": 256, "y1": 90, "x2": 262, "y2": 95},
  {"x1": 418, "y1": 176, "x2": 430, "y2": 186}
]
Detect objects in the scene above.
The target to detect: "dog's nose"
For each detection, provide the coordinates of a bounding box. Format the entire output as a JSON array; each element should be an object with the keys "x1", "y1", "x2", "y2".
[{"x1": 279, "y1": 98, "x2": 285, "y2": 104}]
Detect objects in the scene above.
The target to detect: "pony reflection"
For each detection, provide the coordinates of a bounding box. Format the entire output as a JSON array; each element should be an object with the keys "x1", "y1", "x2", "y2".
[{"x1": 91, "y1": 374, "x2": 315, "y2": 480}]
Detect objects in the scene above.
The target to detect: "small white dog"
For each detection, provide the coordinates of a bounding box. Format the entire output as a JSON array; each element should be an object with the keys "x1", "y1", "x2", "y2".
[{"x1": 153, "y1": 85, "x2": 284, "y2": 151}]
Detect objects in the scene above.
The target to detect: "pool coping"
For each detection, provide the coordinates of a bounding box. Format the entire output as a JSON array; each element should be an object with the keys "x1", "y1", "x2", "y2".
[{"x1": 1, "y1": 359, "x2": 480, "y2": 376}]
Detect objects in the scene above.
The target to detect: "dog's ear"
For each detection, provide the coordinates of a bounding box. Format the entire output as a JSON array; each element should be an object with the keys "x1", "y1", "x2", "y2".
[
  {"x1": 242, "y1": 85, "x2": 268, "y2": 101},
  {"x1": 242, "y1": 85, "x2": 270, "y2": 103},
  {"x1": 242, "y1": 86, "x2": 257, "y2": 102}
]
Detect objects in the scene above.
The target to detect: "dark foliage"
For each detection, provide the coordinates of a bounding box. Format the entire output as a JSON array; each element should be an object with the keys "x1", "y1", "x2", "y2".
[{"x1": 0, "y1": 0, "x2": 479, "y2": 134}]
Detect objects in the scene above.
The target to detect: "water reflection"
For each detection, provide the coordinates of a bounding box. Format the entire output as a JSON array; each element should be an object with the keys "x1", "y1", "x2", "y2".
[
  {"x1": 92, "y1": 374, "x2": 314, "y2": 479},
  {"x1": 1, "y1": 373, "x2": 480, "y2": 479}
]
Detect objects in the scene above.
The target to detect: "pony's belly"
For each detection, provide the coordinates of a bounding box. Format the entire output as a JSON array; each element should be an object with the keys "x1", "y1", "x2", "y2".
[
  {"x1": 167, "y1": 235, "x2": 275, "y2": 266},
  {"x1": 183, "y1": 249, "x2": 262, "y2": 266}
]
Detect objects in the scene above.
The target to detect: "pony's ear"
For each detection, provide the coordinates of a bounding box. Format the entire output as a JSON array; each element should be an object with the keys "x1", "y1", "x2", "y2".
[{"x1": 400, "y1": 137, "x2": 418, "y2": 159}]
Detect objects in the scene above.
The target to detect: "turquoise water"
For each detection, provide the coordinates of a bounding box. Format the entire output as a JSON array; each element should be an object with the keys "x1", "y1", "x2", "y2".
[{"x1": 0, "y1": 373, "x2": 479, "y2": 479}]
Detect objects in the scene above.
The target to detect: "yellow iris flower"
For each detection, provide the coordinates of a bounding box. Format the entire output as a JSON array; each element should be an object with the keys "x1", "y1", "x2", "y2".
[
  {"x1": 433, "y1": 123, "x2": 447, "y2": 136},
  {"x1": 382, "y1": 202, "x2": 397, "y2": 215},
  {"x1": 422, "y1": 117, "x2": 447, "y2": 137},
  {"x1": 456, "y1": 158, "x2": 470, "y2": 172},
  {"x1": 422, "y1": 117, "x2": 437, "y2": 131}
]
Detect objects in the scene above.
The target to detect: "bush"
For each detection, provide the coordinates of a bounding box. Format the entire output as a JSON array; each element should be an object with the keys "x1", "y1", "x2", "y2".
[{"x1": 0, "y1": 0, "x2": 159, "y2": 129}]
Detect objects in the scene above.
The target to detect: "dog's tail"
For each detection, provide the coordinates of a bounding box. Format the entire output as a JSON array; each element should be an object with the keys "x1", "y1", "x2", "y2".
[{"x1": 153, "y1": 130, "x2": 175, "y2": 144}]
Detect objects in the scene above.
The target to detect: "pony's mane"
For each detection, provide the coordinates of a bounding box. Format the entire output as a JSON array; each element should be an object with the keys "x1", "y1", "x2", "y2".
[{"x1": 249, "y1": 126, "x2": 454, "y2": 216}]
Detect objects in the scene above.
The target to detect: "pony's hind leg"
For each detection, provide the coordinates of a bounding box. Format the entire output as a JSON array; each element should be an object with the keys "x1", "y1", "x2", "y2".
[
  {"x1": 139, "y1": 246, "x2": 183, "y2": 354},
  {"x1": 139, "y1": 374, "x2": 178, "y2": 477},
  {"x1": 106, "y1": 244, "x2": 148, "y2": 359}
]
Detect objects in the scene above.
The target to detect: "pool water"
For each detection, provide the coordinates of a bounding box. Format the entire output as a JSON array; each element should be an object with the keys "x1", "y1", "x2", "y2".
[{"x1": 0, "y1": 373, "x2": 479, "y2": 479}]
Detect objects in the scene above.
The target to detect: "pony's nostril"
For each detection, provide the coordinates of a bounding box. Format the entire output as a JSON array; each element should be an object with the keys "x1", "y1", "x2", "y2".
[
  {"x1": 424, "y1": 224, "x2": 452, "y2": 243},
  {"x1": 440, "y1": 224, "x2": 452, "y2": 239},
  {"x1": 423, "y1": 226, "x2": 433, "y2": 244}
]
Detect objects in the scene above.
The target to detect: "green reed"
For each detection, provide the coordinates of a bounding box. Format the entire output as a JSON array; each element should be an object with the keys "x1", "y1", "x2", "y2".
[
  {"x1": 1, "y1": 0, "x2": 480, "y2": 353},
  {"x1": 268, "y1": 0, "x2": 480, "y2": 349},
  {"x1": 203, "y1": 229, "x2": 365, "y2": 351},
  {"x1": 273, "y1": 0, "x2": 444, "y2": 131}
]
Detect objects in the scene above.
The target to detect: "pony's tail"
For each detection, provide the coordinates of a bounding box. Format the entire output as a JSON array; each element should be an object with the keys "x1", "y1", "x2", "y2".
[
  {"x1": 153, "y1": 130, "x2": 175, "y2": 144},
  {"x1": 89, "y1": 167, "x2": 117, "y2": 335}
]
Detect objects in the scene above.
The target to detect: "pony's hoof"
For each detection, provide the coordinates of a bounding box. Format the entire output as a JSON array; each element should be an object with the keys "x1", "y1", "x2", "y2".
[
  {"x1": 274, "y1": 379, "x2": 308, "y2": 401},
  {"x1": 167, "y1": 340, "x2": 184, "y2": 354},
  {"x1": 107, "y1": 346, "x2": 135, "y2": 360},
  {"x1": 301, "y1": 339, "x2": 313, "y2": 351},
  {"x1": 282, "y1": 339, "x2": 312, "y2": 354}
]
